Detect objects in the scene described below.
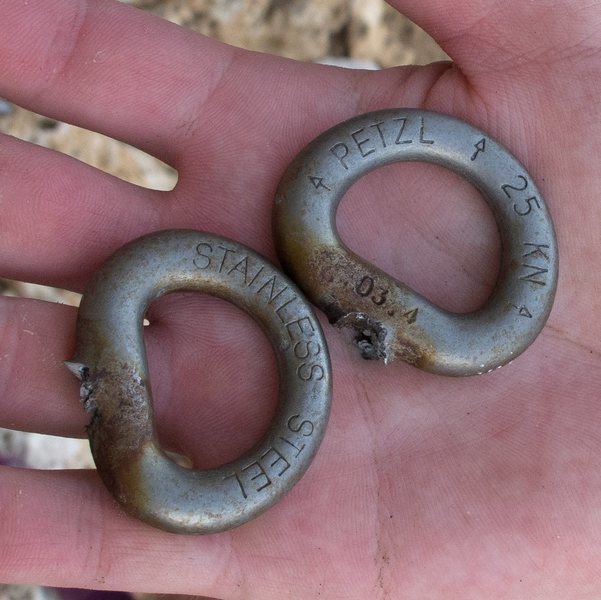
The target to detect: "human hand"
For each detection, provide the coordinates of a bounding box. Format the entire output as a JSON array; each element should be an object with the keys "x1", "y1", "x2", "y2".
[{"x1": 1, "y1": 1, "x2": 599, "y2": 598}]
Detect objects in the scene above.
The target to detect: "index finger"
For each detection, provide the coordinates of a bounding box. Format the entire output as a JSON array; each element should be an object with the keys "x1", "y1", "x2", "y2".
[{"x1": 0, "y1": 0, "x2": 248, "y2": 164}]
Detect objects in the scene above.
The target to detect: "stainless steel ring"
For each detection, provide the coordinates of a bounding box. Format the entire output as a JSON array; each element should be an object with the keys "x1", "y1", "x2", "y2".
[
  {"x1": 273, "y1": 109, "x2": 558, "y2": 376},
  {"x1": 67, "y1": 230, "x2": 332, "y2": 533}
]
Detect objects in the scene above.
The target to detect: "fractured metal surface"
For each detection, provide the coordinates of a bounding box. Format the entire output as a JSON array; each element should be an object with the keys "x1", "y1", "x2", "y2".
[
  {"x1": 67, "y1": 230, "x2": 332, "y2": 533},
  {"x1": 273, "y1": 109, "x2": 558, "y2": 376}
]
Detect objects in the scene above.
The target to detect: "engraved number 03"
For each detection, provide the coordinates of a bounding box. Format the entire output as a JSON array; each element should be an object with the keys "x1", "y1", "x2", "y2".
[{"x1": 356, "y1": 276, "x2": 389, "y2": 306}]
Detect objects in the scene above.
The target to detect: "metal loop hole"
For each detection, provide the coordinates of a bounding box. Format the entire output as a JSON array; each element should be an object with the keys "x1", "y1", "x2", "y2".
[
  {"x1": 143, "y1": 292, "x2": 278, "y2": 470},
  {"x1": 336, "y1": 161, "x2": 501, "y2": 313}
]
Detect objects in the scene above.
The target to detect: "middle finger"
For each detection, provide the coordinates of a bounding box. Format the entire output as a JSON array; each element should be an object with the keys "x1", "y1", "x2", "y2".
[{"x1": 0, "y1": 133, "x2": 162, "y2": 291}]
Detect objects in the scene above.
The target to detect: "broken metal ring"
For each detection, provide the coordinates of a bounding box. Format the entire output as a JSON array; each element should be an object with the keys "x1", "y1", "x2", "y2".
[
  {"x1": 273, "y1": 109, "x2": 558, "y2": 376},
  {"x1": 67, "y1": 230, "x2": 331, "y2": 533}
]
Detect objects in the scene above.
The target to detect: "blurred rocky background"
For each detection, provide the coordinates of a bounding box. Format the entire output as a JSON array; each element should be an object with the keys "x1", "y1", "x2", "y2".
[
  {"x1": 0, "y1": 1, "x2": 445, "y2": 598},
  {"x1": 128, "y1": 0, "x2": 446, "y2": 66}
]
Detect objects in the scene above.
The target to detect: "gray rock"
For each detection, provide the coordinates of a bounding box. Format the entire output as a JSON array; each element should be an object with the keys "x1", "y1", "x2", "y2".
[{"x1": 0, "y1": 98, "x2": 13, "y2": 115}]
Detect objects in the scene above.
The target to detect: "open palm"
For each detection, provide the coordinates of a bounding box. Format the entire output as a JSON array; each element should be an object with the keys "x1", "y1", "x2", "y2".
[{"x1": 1, "y1": 1, "x2": 600, "y2": 598}]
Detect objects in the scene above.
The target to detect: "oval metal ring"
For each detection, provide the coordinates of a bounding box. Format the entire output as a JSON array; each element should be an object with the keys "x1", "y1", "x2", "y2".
[
  {"x1": 273, "y1": 109, "x2": 558, "y2": 376},
  {"x1": 67, "y1": 230, "x2": 331, "y2": 533}
]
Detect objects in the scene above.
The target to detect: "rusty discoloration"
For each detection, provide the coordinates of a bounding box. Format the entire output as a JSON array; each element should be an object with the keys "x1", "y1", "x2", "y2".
[
  {"x1": 77, "y1": 358, "x2": 153, "y2": 508},
  {"x1": 69, "y1": 312, "x2": 155, "y2": 511},
  {"x1": 300, "y1": 244, "x2": 438, "y2": 367},
  {"x1": 389, "y1": 329, "x2": 437, "y2": 370},
  {"x1": 68, "y1": 230, "x2": 332, "y2": 533}
]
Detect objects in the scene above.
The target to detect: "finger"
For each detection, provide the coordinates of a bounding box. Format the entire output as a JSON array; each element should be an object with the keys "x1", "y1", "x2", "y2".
[
  {"x1": 0, "y1": 468, "x2": 232, "y2": 596},
  {"x1": 1, "y1": 0, "x2": 226, "y2": 163},
  {"x1": 1, "y1": 0, "x2": 367, "y2": 166},
  {"x1": 388, "y1": 1, "x2": 601, "y2": 80},
  {"x1": 0, "y1": 133, "x2": 161, "y2": 290},
  {"x1": 1, "y1": 0, "x2": 433, "y2": 170},
  {"x1": 0, "y1": 297, "x2": 86, "y2": 437}
]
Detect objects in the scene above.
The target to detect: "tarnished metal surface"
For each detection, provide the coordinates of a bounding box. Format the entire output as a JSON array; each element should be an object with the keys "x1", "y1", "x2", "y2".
[
  {"x1": 273, "y1": 109, "x2": 558, "y2": 376},
  {"x1": 66, "y1": 230, "x2": 332, "y2": 533}
]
